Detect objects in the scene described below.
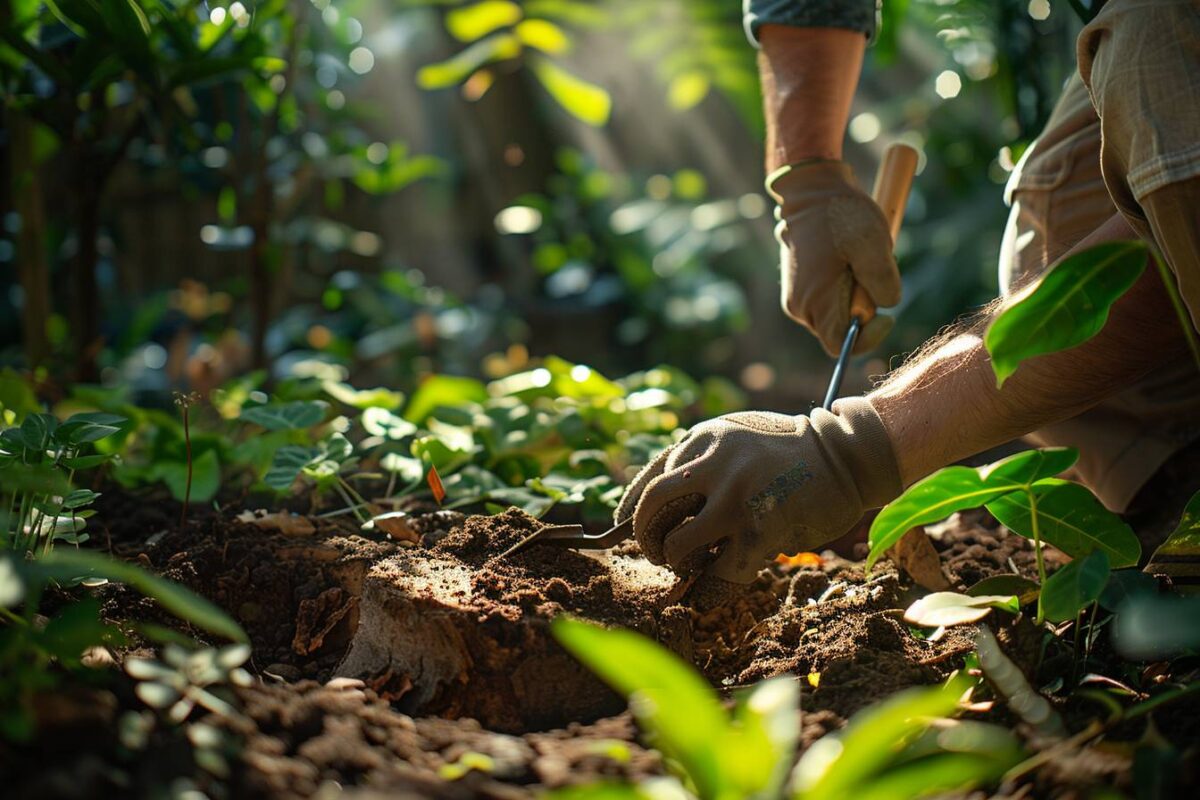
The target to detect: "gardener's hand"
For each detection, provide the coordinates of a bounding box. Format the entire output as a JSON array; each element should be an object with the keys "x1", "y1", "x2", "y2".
[
  {"x1": 769, "y1": 160, "x2": 900, "y2": 357},
  {"x1": 614, "y1": 398, "x2": 902, "y2": 583}
]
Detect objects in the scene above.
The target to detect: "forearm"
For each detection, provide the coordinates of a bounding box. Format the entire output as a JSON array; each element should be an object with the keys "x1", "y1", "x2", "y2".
[
  {"x1": 869, "y1": 213, "x2": 1188, "y2": 485},
  {"x1": 758, "y1": 25, "x2": 866, "y2": 171}
]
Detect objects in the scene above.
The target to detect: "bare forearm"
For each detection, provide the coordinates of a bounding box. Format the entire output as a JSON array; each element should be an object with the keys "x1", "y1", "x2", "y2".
[
  {"x1": 870, "y1": 213, "x2": 1187, "y2": 485},
  {"x1": 758, "y1": 25, "x2": 866, "y2": 171}
]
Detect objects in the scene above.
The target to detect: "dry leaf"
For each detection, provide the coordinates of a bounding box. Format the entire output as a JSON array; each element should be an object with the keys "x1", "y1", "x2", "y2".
[
  {"x1": 236, "y1": 510, "x2": 316, "y2": 538},
  {"x1": 776, "y1": 551, "x2": 822, "y2": 569},
  {"x1": 889, "y1": 528, "x2": 951, "y2": 591},
  {"x1": 363, "y1": 511, "x2": 421, "y2": 544},
  {"x1": 427, "y1": 464, "x2": 446, "y2": 504}
]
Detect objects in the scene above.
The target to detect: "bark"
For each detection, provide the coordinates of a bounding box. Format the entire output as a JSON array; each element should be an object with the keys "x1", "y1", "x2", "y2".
[{"x1": 9, "y1": 116, "x2": 52, "y2": 368}]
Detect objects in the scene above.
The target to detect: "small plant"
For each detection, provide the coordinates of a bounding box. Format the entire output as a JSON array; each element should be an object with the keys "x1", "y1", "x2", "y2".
[
  {"x1": 867, "y1": 447, "x2": 1140, "y2": 624},
  {"x1": 174, "y1": 392, "x2": 201, "y2": 528},
  {"x1": 549, "y1": 617, "x2": 1020, "y2": 800},
  {"x1": 0, "y1": 410, "x2": 126, "y2": 555},
  {"x1": 0, "y1": 549, "x2": 246, "y2": 741}
]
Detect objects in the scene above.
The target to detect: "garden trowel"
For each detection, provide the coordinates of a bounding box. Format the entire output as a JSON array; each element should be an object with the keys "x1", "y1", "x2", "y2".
[{"x1": 499, "y1": 144, "x2": 917, "y2": 561}]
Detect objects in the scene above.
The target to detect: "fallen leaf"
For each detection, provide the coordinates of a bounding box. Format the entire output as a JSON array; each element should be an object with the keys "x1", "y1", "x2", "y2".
[
  {"x1": 427, "y1": 464, "x2": 446, "y2": 504},
  {"x1": 889, "y1": 528, "x2": 951, "y2": 591},
  {"x1": 776, "y1": 551, "x2": 822, "y2": 569},
  {"x1": 362, "y1": 511, "x2": 421, "y2": 544},
  {"x1": 807, "y1": 672, "x2": 821, "y2": 688},
  {"x1": 236, "y1": 510, "x2": 316, "y2": 537},
  {"x1": 904, "y1": 591, "x2": 1019, "y2": 628}
]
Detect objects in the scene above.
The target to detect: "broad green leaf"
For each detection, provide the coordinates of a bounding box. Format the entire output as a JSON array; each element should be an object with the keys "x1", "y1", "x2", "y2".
[
  {"x1": 62, "y1": 489, "x2": 99, "y2": 509},
  {"x1": 404, "y1": 375, "x2": 487, "y2": 423},
  {"x1": 515, "y1": 19, "x2": 570, "y2": 53},
  {"x1": 157, "y1": 450, "x2": 220, "y2": 503},
  {"x1": 985, "y1": 241, "x2": 1148, "y2": 386},
  {"x1": 265, "y1": 445, "x2": 320, "y2": 491},
  {"x1": 39, "y1": 550, "x2": 247, "y2": 643},
  {"x1": 966, "y1": 574, "x2": 1040, "y2": 605},
  {"x1": 552, "y1": 617, "x2": 729, "y2": 798},
  {"x1": 239, "y1": 400, "x2": 328, "y2": 431},
  {"x1": 530, "y1": 55, "x2": 611, "y2": 125},
  {"x1": 1098, "y1": 569, "x2": 1157, "y2": 611},
  {"x1": 1039, "y1": 550, "x2": 1110, "y2": 623},
  {"x1": 61, "y1": 453, "x2": 113, "y2": 470},
  {"x1": 57, "y1": 412, "x2": 127, "y2": 445},
  {"x1": 1146, "y1": 489, "x2": 1200, "y2": 560},
  {"x1": 668, "y1": 71, "x2": 710, "y2": 111},
  {"x1": 0, "y1": 463, "x2": 71, "y2": 496},
  {"x1": 362, "y1": 407, "x2": 418, "y2": 440},
  {"x1": 446, "y1": 0, "x2": 522, "y2": 42},
  {"x1": 850, "y1": 751, "x2": 1019, "y2": 800},
  {"x1": 417, "y1": 33, "x2": 522, "y2": 89},
  {"x1": 903, "y1": 592, "x2": 1019, "y2": 627},
  {"x1": 987, "y1": 479, "x2": 1140, "y2": 567},
  {"x1": 867, "y1": 448, "x2": 1078, "y2": 568},
  {"x1": 380, "y1": 453, "x2": 424, "y2": 483},
  {"x1": 323, "y1": 381, "x2": 404, "y2": 411},
  {"x1": 791, "y1": 677, "x2": 971, "y2": 799},
  {"x1": 723, "y1": 677, "x2": 800, "y2": 797},
  {"x1": 20, "y1": 413, "x2": 57, "y2": 452}
]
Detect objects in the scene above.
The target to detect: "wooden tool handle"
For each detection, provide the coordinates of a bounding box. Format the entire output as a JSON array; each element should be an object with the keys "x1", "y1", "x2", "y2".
[{"x1": 850, "y1": 142, "x2": 919, "y2": 322}]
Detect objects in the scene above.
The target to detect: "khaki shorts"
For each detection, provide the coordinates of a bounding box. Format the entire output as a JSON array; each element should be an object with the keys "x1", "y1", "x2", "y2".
[{"x1": 999, "y1": 0, "x2": 1200, "y2": 512}]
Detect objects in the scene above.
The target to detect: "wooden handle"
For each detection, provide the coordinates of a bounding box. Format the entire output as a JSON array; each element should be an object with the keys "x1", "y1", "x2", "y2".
[{"x1": 851, "y1": 142, "x2": 919, "y2": 322}]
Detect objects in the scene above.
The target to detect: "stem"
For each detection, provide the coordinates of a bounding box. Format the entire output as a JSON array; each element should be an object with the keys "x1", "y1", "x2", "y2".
[
  {"x1": 1151, "y1": 251, "x2": 1200, "y2": 376},
  {"x1": 180, "y1": 404, "x2": 193, "y2": 530},
  {"x1": 1029, "y1": 489, "x2": 1048, "y2": 625}
]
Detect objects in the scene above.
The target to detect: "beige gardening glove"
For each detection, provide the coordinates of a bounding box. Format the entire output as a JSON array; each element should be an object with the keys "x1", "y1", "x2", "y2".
[
  {"x1": 769, "y1": 160, "x2": 901, "y2": 357},
  {"x1": 615, "y1": 398, "x2": 902, "y2": 584}
]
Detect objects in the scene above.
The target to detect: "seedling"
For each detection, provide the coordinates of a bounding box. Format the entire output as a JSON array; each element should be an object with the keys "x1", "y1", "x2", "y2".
[
  {"x1": 869, "y1": 447, "x2": 1139, "y2": 624},
  {"x1": 174, "y1": 392, "x2": 201, "y2": 529},
  {"x1": 0, "y1": 410, "x2": 126, "y2": 555}
]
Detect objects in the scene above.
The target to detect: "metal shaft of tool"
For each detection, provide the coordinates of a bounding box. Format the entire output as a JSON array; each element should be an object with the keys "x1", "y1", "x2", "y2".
[{"x1": 822, "y1": 316, "x2": 861, "y2": 410}]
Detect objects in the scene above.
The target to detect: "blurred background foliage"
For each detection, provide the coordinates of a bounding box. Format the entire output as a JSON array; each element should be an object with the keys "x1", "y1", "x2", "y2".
[{"x1": 1, "y1": 0, "x2": 1084, "y2": 411}]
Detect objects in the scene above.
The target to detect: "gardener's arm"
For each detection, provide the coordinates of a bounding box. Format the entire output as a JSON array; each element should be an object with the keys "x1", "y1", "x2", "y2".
[
  {"x1": 870, "y1": 212, "x2": 1188, "y2": 485},
  {"x1": 618, "y1": 212, "x2": 1187, "y2": 583},
  {"x1": 751, "y1": 4, "x2": 903, "y2": 357}
]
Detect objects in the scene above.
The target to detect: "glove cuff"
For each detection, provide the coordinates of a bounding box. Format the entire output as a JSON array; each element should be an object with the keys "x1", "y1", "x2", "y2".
[
  {"x1": 765, "y1": 158, "x2": 855, "y2": 205},
  {"x1": 813, "y1": 397, "x2": 903, "y2": 509}
]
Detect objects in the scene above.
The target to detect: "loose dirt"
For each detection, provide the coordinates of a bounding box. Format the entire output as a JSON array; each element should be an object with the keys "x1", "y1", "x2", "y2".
[{"x1": 5, "y1": 491, "x2": 1172, "y2": 799}]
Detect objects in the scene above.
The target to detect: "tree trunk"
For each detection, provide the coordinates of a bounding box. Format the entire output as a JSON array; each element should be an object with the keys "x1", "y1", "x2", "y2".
[{"x1": 9, "y1": 116, "x2": 52, "y2": 369}]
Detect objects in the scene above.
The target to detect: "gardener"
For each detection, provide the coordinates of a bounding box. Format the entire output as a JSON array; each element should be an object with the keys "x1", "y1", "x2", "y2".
[{"x1": 618, "y1": 0, "x2": 1200, "y2": 584}]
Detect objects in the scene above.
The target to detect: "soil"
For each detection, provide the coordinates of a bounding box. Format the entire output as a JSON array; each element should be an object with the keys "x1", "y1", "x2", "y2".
[{"x1": 4, "y1": 491, "x2": 1192, "y2": 798}]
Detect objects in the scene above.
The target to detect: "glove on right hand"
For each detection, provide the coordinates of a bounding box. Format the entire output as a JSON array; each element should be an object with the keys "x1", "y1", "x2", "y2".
[{"x1": 614, "y1": 397, "x2": 903, "y2": 583}]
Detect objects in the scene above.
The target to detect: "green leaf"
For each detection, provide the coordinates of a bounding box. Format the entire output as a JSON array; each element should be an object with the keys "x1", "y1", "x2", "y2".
[
  {"x1": 417, "y1": 33, "x2": 522, "y2": 89},
  {"x1": 362, "y1": 407, "x2": 418, "y2": 440},
  {"x1": 404, "y1": 375, "x2": 487, "y2": 423},
  {"x1": 1039, "y1": 549, "x2": 1111, "y2": 623},
  {"x1": 39, "y1": 550, "x2": 247, "y2": 643},
  {"x1": 984, "y1": 241, "x2": 1148, "y2": 386},
  {"x1": 20, "y1": 413, "x2": 57, "y2": 452},
  {"x1": 966, "y1": 574, "x2": 1040, "y2": 605},
  {"x1": 323, "y1": 382, "x2": 404, "y2": 411},
  {"x1": 791, "y1": 677, "x2": 971, "y2": 798},
  {"x1": 41, "y1": 599, "x2": 122, "y2": 664},
  {"x1": 446, "y1": 0, "x2": 522, "y2": 42},
  {"x1": 903, "y1": 592, "x2": 1019, "y2": 627},
  {"x1": 0, "y1": 463, "x2": 71, "y2": 496},
  {"x1": 986, "y1": 479, "x2": 1140, "y2": 567},
  {"x1": 62, "y1": 489, "x2": 99, "y2": 510},
  {"x1": 61, "y1": 453, "x2": 113, "y2": 470},
  {"x1": 239, "y1": 400, "x2": 328, "y2": 431},
  {"x1": 265, "y1": 445, "x2": 320, "y2": 491},
  {"x1": 552, "y1": 617, "x2": 729, "y2": 798},
  {"x1": 530, "y1": 55, "x2": 611, "y2": 125},
  {"x1": 515, "y1": 18, "x2": 570, "y2": 53},
  {"x1": 867, "y1": 448, "x2": 1078, "y2": 568},
  {"x1": 668, "y1": 71, "x2": 710, "y2": 110},
  {"x1": 158, "y1": 450, "x2": 220, "y2": 503},
  {"x1": 380, "y1": 452, "x2": 424, "y2": 483},
  {"x1": 1147, "y1": 488, "x2": 1200, "y2": 561}
]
